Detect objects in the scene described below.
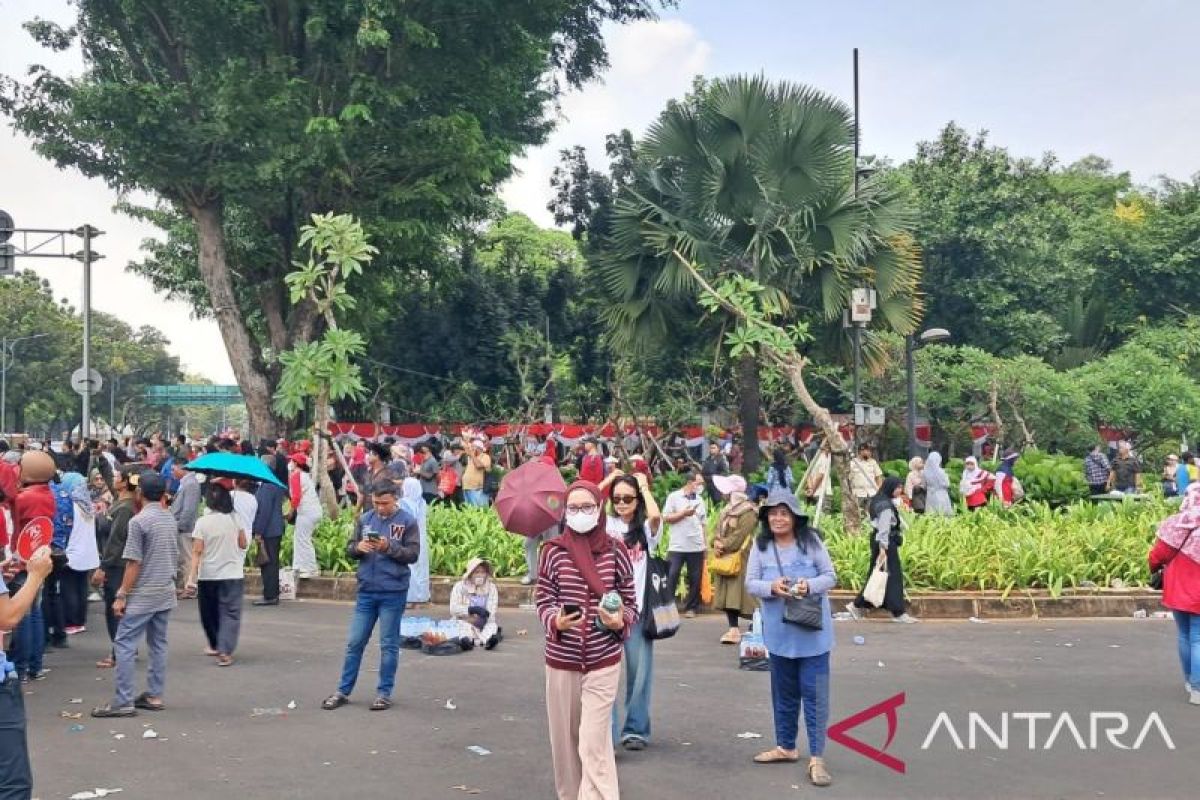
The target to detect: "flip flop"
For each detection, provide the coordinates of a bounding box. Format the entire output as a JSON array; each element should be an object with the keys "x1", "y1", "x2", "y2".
[
  {"x1": 91, "y1": 704, "x2": 137, "y2": 718},
  {"x1": 134, "y1": 692, "x2": 165, "y2": 711},
  {"x1": 321, "y1": 693, "x2": 349, "y2": 710},
  {"x1": 808, "y1": 759, "x2": 833, "y2": 787},
  {"x1": 95, "y1": 657, "x2": 116, "y2": 669},
  {"x1": 369, "y1": 696, "x2": 392, "y2": 711},
  {"x1": 753, "y1": 747, "x2": 800, "y2": 764},
  {"x1": 216, "y1": 654, "x2": 234, "y2": 667}
]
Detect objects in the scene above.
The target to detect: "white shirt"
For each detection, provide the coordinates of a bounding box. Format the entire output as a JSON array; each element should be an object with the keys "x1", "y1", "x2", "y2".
[
  {"x1": 232, "y1": 490, "x2": 259, "y2": 536},
  {"x1": 65, "y1": 504, "x2": 100, "y2": 571},
  {"x1": 191, "y1": 512, "x2": 247, "y2": 581},
  {"x1": 662, "y1": 489, "x2": 707, "y2": 553},
  {"x1": 607, "y1": 517, "x2": 662, "y2": 612}
]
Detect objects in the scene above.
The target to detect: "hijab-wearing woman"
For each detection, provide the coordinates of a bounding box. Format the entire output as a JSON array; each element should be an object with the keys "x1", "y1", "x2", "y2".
[
  {"x1": 994, "y1": 450, "x2": 1020, "y2": 507},
  {"x1": 745, "y1": 490, "x2": 836, "y2": 787},
  {"x1": 605, "y1": 472, "x2": 662, "y2": 751},
  {"x1": 535, "y1": 481, "x2": 638, "y2": 800},
  {"x1": 848, "y1": 477, "x2": 918, "y2": 624},
  {"x1": 60, "y1": 471, "x2": 99, "y2": 634},
  {"x1": 923, "y1": 451, "x2": 954, "y2": 516},
  {"x1": 1149, "y1": 483, "x2": 1200, "y2": 705},
  {"x1": 959, "y1": 456, "x2": 993, "y2": 512},
  {"x1": 288, "y1": 453, "x2": 322, "y2": 578},
  {"x1": 766, "y1": 448, "x2": 794, "y2": 493},
  {"x1": 904, "y1": 457, "x2": 926, "y2": 514},
  {"x1": 400, "y1": 477, "x2": 430, "y2": 604},
  {"x1": 712, "y1": 475, "x2": 760, "y2": 645}
]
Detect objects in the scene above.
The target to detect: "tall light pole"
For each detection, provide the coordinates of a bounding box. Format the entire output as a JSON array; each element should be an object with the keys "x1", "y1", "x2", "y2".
[
  {"x1": 1, "y1": 332, "x2": 51, "y2": 434},
  {"x1": 906, "y1": 327, "x2": 951, "y2": 458}
]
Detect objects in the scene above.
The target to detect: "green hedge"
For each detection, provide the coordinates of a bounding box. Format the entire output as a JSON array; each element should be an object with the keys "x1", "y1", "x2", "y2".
[{"x1": 269, "y1": 494, "x2": 1169, "y2": 593}]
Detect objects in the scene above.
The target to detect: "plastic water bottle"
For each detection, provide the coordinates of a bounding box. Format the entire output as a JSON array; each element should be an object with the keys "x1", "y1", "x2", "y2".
[
  {"x1": 751, "y1": 609, "x2": 763, "y2": 637},
  {"x1": 595, "y1": 591, "x2": 622, "y2": 631}
]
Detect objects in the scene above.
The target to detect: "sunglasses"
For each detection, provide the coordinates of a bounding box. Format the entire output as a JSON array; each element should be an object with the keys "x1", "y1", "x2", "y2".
[{"x1": 612, "y1": 494, "x2": 639, "y2": 505}]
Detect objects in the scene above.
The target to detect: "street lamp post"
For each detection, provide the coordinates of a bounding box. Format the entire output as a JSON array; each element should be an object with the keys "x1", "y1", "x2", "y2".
[
  {"x1": 906, "y1": 327, "x2": 951, "y2": 458},
  {"x1": 1, "y1": 333, "x2": 51, "y2": 435}
]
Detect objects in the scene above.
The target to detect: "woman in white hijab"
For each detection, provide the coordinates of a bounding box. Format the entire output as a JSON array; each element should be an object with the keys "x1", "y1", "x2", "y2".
[
  {"x1": 400, "y1": 477, "x2": 431, "y2": 604},
  {"x1": 923, "y1": 452, "x2": 954, "y2": 516},
  {"x1": 959, "y1": 456, "x2": 993, "y2": 512}
]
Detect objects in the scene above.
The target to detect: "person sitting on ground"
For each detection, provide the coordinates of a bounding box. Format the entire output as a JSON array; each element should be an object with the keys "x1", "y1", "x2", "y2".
[{"x1": 449, "y1": 558, "x2": 502, "y2": 650}]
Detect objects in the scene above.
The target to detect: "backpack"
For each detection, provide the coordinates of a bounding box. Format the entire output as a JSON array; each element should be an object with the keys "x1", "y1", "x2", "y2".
[
  {"x1": 51, "y1": 481, "x2": 75, "y2": 550},
  {"x1": 483, "y1": 468, "x2": 503, "y2": 496}
]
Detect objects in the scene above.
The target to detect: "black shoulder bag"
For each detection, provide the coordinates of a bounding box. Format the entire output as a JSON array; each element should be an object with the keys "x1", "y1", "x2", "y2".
[
  {"x1": 1150, "y1": 525, "x2": 1196, "y2": 591},
  {"x1": 773, "y1": 543, "x2": 824, "y2": 630}
]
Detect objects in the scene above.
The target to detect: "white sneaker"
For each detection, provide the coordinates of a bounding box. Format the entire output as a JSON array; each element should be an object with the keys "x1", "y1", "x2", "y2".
[
  {"x1": 1189, "y1": 688, "x2": 1200, "y2": 706},
  {"x1": 844, "y1": 602, "x2": 863, "y2": 621},
  {"x1": 892, "y1": 613, "x2": 919, "y2": 624}
]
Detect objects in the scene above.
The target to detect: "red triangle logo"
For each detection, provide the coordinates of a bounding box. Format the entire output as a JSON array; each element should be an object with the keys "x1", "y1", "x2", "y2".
[{"x1": 827, "y1": 691, "x2": 906, "y2": 774}]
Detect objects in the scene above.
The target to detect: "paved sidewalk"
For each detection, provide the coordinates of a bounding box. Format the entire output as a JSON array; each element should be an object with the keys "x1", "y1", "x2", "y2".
[{"x1": 22, "y1": 602, "x2": 1199, "y2": 799}]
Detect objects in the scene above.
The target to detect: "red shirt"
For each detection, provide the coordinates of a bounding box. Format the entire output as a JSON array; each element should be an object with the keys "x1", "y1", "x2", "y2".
[
  {"x1": 1150, "y1": 540, "x2": 1200, "y2": 615},
  {"x1": 579, "y1": 454, "x2": 604, "y2": 485},
  {"x1": 14, "y1": 483, "x2": 56, "y2": 533}
]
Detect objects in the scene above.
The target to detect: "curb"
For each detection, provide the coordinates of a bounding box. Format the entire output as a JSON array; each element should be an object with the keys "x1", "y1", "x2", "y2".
[{"x1": 242, "y1": 573, "x2": 1169, "y2": 619}]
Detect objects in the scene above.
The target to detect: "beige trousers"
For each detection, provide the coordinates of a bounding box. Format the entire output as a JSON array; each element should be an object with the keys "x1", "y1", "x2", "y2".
[{"x1": 545, "y1": 662, "x2": 622, "y2": 800}]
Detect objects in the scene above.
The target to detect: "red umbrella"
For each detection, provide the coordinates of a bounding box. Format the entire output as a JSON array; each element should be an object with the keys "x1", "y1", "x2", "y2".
[{"x1": 495, "y1": 459, "x2": 567, "y2": 537}]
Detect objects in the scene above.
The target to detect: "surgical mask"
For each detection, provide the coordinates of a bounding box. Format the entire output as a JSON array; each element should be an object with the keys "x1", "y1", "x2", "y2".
[
  {"x1": 565, "y1": 510, "x2": 600, "y2": 533},
  {"x1": 892, "y1": 498, "x2": 903, "y2": 510},
  {"x1": 472, "y1": 574, "x2": 487, "y2": 588}
]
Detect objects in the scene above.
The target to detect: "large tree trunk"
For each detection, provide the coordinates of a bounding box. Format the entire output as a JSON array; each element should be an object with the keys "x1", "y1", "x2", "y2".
[
  {"x1": 189, "y1": 201, "x2": 281, "y2": 440},
  {"x1": 737, "y1": 352, "x2": 762, "y2": 475}
]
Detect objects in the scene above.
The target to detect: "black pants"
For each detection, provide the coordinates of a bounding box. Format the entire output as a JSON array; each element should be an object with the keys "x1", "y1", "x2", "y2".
[
  {"x1": 0, "y1": 678, "x2": 33, "y2": 800},
  {"x1": 667, "y1": 551, "x2": 705, "y2": 613},
  {"x1": 1088, "y1": 483, "x2": 1107, "y2": 496},
  {"x1": 102, "y1": 565, "x2": 126, "y2": 652},
  {"x1": 260, "y1": 537, "x2": 282, "y2": 601},
  {"x1": 853, "y1": 537, "x2": 907, "y2": 617},
  {"x1": 62, "y1": 568, "x2": 90, "y2": 628},
  {"x1": 41, "y1": 566, "x2": 67, "y2": 645},
  {"x1": 198, "y1": 579, "x2": 244, "y2": 655}
]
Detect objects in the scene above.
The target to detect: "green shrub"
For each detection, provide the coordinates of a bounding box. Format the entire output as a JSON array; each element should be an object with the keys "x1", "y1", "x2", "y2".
[{"x1": 1013, "y1": 451, "x2": 1088, "y2": 506}]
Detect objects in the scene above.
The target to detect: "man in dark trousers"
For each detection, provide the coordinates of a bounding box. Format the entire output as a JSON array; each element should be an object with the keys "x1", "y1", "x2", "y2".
[
  {"x1": 252, "y1": 465, "x2": 287, "y2": 606},
  {"x1": 1, "y1": 546, "x2": 54, "y2": 798}
]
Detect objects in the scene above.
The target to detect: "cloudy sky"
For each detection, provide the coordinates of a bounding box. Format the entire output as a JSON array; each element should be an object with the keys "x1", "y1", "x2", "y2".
[{"x1": 3, "y1": 0, "x2": 1198, "y2": 384}]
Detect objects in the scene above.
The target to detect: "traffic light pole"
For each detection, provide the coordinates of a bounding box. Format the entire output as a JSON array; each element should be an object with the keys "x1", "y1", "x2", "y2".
[{"x1": 0, "y1": 214, "x2": 104, "y2": 438}]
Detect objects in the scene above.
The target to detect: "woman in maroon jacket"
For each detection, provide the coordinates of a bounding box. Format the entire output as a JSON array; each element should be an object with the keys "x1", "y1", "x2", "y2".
[
  {"x1": 1149, "y1": 482, "x2": 1200, "y2": 705},
  {"x1": 536, "y1": 480, "x2": 637, "y2": 800}
]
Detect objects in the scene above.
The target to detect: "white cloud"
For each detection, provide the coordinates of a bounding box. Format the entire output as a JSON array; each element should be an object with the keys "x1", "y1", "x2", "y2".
[{"x1": 501, "y1": 19, "x2": 713, "y2": 226}]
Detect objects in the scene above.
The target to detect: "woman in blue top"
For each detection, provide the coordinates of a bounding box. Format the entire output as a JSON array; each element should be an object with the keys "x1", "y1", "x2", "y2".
[{"x1": 745, "y1": 489, "x2": 836, "y2": 787}]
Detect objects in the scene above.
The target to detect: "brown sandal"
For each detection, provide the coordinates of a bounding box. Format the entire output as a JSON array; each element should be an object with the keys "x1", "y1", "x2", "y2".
[
  {"x1": 807, "y1": 758, "x2": 833, "y2": 787},
  {"x1": 753, "y1": 747, "x2": 800, "y2": 764},
  {"x1": 216, "y1": 654, "x2": 234, "y2": 667},
  {"x1": 95, "y1": 656, "x2": 115, "y2": 669}
]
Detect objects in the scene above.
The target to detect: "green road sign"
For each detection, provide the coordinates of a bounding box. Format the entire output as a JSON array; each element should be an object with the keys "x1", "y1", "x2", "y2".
[{"x1": 144, "y1": 384, "x2": 243, "y2": 406}]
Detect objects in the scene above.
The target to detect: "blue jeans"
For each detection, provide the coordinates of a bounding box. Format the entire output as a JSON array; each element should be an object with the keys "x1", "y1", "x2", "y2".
[
  {"x1": 1173, "y1": 611, "x2": 1200, "y2": 689},
  {"x1": 112, "y1": 609, "x2": 170, "y2": 708},
  {"x1": 337, "y1": 590, "x2": 406, "y2": 698},
  {"x1": 613, "y1": 630, "x2": 654, "y2": 743},
  {"x1": 464, "y1": 489, "x2": 489, "y2": 508},
  {"x1": 769, "y1": 651, "x2": 830, "y2": 756},
  {"x1": 12, "y1": 589, "x2": 44, "y2": 677},
  {"x1": 0, "y1": 677, "x2": 33, "y2": 800}
]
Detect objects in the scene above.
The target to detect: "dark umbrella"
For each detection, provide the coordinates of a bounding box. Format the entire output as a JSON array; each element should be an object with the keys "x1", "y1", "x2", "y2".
[
  {"x1": 494, "y1": 459, "x2": 567, "y2": 537},
  {"x1": 184, "y1": 452, "x2": 286, "y2": 488}
]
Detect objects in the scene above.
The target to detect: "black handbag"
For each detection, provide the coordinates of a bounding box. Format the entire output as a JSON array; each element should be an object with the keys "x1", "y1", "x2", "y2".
[
  {"x1": 1150, "y1": 525, "x2": 1196, "y2": 591},
  {"x1": 773, "y1": 544, "x2": 824, "y2": 630}
]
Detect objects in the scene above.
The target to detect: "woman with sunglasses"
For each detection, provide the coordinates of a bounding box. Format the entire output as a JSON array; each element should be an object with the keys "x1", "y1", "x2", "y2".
[{"x1": 603, "y1": 472, "x2": 662, "y2": 751}]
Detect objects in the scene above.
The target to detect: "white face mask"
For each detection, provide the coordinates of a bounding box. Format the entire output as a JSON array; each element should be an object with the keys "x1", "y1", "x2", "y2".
[
  {"x1": 472, "y1": 574, "x2": 487, "y2": 588},
  {"x1": 565, "y1": 511, "x2": 600, "y2": 533}
]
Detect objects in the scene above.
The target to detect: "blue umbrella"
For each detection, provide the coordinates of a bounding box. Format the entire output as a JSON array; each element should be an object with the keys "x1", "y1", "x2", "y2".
[{"x1": 184, "y1": 452, "x2": 286, "y2": 488}]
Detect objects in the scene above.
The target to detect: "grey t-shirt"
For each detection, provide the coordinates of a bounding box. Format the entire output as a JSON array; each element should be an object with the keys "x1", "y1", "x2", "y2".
[{"x1": 122, "y1": 504, "x2": 180, "y2": 615}]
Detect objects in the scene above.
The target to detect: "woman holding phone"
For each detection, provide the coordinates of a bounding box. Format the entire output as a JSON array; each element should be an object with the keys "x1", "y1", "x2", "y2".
[{"x1": 535, "y1": 480, "x2": 638, "y2": 800}]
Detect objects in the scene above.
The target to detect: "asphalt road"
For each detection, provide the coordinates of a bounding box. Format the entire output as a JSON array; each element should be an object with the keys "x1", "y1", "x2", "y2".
[{"x1": 22, "y1": 601, "x2": 1199, "y2": 800}]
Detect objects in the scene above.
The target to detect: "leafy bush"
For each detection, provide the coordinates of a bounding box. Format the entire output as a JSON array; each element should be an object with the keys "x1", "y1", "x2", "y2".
[
  {"x1": 825, "y1": 498, "x2": 1168, "y2": 595},
  {"x1": 1013, "y1": 450, "x2": 1088, "y2": 506}
]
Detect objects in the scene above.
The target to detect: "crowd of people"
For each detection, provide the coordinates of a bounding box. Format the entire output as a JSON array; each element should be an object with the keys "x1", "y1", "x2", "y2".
[{"x1": 2, "y1": 425, "x2": 1199, "y2": 799}]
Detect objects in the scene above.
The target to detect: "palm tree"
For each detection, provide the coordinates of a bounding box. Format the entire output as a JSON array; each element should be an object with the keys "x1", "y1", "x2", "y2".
[{"x1": 600, "y1": 75, "x2": 921, "y2": 476}]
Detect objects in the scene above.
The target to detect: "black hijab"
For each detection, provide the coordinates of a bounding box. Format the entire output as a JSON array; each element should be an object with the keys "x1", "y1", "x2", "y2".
[{"x1": 870, "y1": 476, "x2": 905, "y2": 520}]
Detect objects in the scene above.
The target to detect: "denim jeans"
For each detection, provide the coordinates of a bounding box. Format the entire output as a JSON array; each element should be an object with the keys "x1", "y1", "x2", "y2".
[
  {"x1": 613, "y1": 629, "x2": 654, "y2": 743},
  {"x1": 1173, "y1": 610, "x2": 1200, "y2": 689},
  {"x1": 12, "y1": 589, "x2": 45, "y2": 677},
  {"x1": 0, "y1": 677, "x2": 33, "y2": 800},
  {"x1": 337, "y1": 590, "x2": 407, "y2": 699},
  {"x1": 768, "y1": 651, "x2": 830, "y2": 756},
  {"x1": 464, "y1": 489, "x2": 489, "y2": 508},
  {"x1": 198, "y1": 579, "x2": 244, "y2": 655},
  {"x1": 112, "y1": 609, "x2": 170, "y2": 708}
]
